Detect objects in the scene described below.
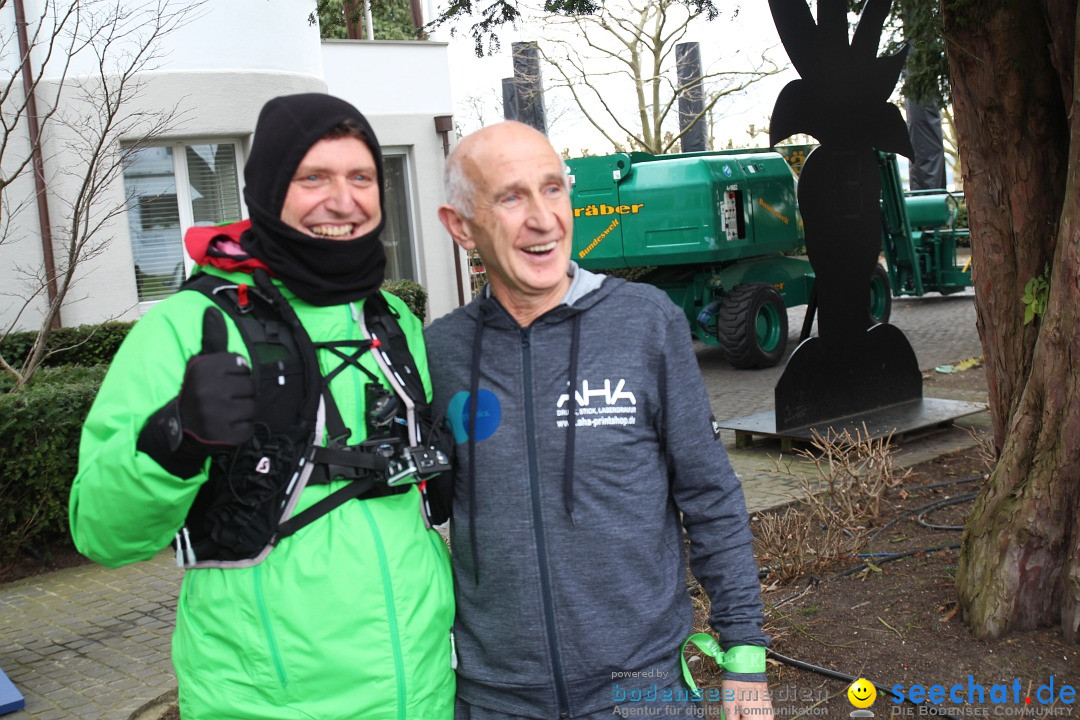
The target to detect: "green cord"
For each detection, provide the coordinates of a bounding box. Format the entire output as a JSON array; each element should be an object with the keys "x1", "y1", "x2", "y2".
[{"x1": 679, "y1": 634, "x2": 766, "y2": 693}]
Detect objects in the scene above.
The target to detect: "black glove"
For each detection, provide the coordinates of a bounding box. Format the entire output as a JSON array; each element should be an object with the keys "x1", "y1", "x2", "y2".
[{"x1": 138, "y1": 307, "x2": 256, "y2": 477}]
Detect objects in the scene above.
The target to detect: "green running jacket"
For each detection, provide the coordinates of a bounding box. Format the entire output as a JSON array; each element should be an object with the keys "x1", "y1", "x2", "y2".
[{"x1": 69, "y1": 266, "x2": 455, "y2": 720}]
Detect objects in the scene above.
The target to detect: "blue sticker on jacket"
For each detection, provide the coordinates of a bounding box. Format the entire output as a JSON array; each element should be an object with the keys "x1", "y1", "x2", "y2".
[{"x1": 448, "y1": 389, "x2": 501, "y2": 443}]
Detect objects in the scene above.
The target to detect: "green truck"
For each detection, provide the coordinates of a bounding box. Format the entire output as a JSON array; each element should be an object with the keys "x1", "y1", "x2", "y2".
[{"x1": 566, "y1": 146, "x2": 970, "y2": 368}]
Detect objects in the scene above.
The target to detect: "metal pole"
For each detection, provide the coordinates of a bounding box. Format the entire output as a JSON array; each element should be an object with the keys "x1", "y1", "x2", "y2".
[{"x1": 14, "y1": 0, "x2": 61, "y2": 329}]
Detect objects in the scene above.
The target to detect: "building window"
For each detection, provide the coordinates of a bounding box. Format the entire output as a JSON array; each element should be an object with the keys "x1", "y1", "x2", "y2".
[
  {"x1": 382, "y1": 154, "x2": 417, "y2": 282},
  {"x1": 123, "y1": 142, "x2": 244, "y2": 303}
]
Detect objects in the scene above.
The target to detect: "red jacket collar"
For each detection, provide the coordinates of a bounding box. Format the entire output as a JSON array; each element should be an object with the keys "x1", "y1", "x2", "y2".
[{"x1": 183, "y1": 220, "x2": 271, "y2": 274}]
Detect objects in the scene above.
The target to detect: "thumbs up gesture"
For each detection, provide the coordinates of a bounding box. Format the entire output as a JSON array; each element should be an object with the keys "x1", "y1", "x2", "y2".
[
  {"x1": 138, "y1": 307, "x2": 256, "y2": 477},
  {"x1": 177, "y1": 307, "x2": 256, "y2": 449}
]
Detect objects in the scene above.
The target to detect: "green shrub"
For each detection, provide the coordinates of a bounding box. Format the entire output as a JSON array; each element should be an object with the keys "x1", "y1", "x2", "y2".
[
  {"x1": 0, "y1": 321, "x2": 133, "y2": 370},
  {"x1": 382, "y1": 278, "x2": 428, "y2": 321},
  {"x1": 955, "y1": 199, "x2": 969, "y2": 229},
  {"x1": 0, "y1": 365, "x2": 105, "y2": 563}
]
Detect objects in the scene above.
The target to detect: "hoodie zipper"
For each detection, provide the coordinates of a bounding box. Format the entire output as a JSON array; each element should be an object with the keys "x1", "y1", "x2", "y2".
[{"x1": 521, "y1": 327, "x2": 571, "y2": 717}]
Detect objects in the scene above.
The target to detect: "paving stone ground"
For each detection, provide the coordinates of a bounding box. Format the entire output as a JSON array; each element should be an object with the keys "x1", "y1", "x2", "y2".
[{"x1": 0, "y1": 290, "x2": 985, "y2": 720}]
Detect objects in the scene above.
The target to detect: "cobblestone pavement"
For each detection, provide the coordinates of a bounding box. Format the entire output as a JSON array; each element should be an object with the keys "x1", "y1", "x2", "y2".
[
  {"x1": 1, "y1": 556, "x2": 180, "y2": 719},
  {"x1": 0, "y1": 290, "x2": 986, "y2": 719}
]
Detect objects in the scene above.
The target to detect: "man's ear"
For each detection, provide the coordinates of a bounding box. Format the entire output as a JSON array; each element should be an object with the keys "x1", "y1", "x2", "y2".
[{"x1": 438, "y1": 205, "x2": 475, "y2": 251}]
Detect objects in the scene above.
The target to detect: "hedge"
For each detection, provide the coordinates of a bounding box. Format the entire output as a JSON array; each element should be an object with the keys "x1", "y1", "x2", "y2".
[
  {"x1": 0, "y1": 321, "x2": 133, "y2": 370},
  {"x1": 0, "y1": 366, "x2": 106, "y2": 563},
  {"x1": 382, "y1": 278, "x2": 428, "y2": 321}
]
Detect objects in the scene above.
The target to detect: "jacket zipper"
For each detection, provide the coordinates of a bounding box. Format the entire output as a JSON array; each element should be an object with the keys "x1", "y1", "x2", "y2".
[
  {"x1": 351, "y1": 302, "x2": 408, "y2": 719},
  {"x1": 253, "y1": 565, "x2": 289, "y2": 688},
  {"x1": 522, "y1": 328, "x2": 571, "y2": 717},
  {"x1": 362, "y1": 502, "x2": 408, "y2": 720}
]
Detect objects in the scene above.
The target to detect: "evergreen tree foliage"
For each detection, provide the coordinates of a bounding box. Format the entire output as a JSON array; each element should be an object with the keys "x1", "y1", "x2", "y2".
[{"x1": 310, "y1": 0, "x2": 418, "y2": 41}]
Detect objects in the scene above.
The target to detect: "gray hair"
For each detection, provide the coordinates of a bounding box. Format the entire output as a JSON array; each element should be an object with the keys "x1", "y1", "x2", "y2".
[
  {"x1": 444, "y1": 148, "x2": 476, "y2": 220},
  {"x1": 443, "y1": 128, "x2": 571, "y2": 220}
]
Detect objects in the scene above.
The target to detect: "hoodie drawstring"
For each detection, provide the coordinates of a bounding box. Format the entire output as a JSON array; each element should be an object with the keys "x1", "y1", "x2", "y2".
[
  {"x1": 563, "y1": 312, "x2": 581, "y2": 522},
  {"x1": 466, "y1": 300, "x2": 493, "y2": 584}
]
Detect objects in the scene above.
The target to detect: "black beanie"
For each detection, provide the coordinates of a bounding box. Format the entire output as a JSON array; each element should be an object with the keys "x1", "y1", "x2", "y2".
[{"x1": 240, "y1": 93, "x2": 388, "y2": 307}]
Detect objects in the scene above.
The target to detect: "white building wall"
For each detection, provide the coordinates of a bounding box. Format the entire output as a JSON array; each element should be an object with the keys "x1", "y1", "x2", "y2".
[
  {"x1": 323, "y1": 40, "x2": 465, "y2": 323},
  {"x1": 7, "y1": 0, "x2": 324, "y2": 80},
  {"x1": 0, "y1": 157, "x2": 47, "y2": 328},
  {"x1": 322, "y1": 40, "x2": 453, "y2": 113},
  {"x1": 0, "y1": 2, "x2": 465, "y2": 333},
  {"x1": 0, "y1": 0, "x2": 326, "y2": 331}
]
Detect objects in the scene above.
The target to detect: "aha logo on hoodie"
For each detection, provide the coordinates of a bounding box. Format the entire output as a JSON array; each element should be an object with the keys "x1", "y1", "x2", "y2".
[
  {"x1": 447, "y1": 390, "x2": 502, "y2": 443},
  {"x1": 555, "y1": 378, "x2": 639, "y2": 429}
]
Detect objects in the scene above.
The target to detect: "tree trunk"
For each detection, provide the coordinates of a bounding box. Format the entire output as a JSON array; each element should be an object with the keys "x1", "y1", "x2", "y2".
[
  {"x1": 946, "y1": 0, "x2": 1080, "y2": 641},
  {"x1": 409, "y1": 0, "x2": 426, "y2": 39},
  {"x1": 344, "y1": 0, "x2": 364, "y2": 39}
]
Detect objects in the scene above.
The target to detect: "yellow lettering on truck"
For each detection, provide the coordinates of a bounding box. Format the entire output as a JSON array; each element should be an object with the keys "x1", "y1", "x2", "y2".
[
  {"x1": 574, "y1": 203, "x2": 646, "y2": 218},
  {"x1": 578, "y1": 219, "x2": 620, "y2": 260}
]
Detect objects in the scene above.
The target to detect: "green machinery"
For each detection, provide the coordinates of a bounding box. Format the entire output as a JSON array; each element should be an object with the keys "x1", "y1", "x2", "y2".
[{"x1": 566, "y1": 147, "x2": 971, "y2": 369}]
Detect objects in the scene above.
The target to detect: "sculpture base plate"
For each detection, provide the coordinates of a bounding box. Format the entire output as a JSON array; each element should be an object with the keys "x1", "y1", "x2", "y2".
[{"x1": 719, "y1": 397, "x2": 986, "y2": 452}]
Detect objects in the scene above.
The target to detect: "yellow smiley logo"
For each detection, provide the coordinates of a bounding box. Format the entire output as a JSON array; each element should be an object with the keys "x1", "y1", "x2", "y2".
[{"x1": 848, "y1": 678, "x2": 877, "y2": 708}]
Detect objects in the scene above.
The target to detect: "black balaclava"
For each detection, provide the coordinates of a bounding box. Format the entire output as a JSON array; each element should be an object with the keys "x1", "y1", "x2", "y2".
[{"x1": 240, "y1": 93, "x2": 388, "y2": 306}]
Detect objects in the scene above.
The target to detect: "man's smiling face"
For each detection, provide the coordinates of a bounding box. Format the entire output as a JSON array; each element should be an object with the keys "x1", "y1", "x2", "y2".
[
  {"x1": 280, "y1": 136, "x2": 381, "y2": 241},
  {"x1": 452, "y1": 123, "x2": 573, "y2": 319}
]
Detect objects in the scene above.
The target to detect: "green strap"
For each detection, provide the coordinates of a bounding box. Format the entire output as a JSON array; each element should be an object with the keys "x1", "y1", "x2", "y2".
[{"x1": 679, "y1": 634, "x2": 766, "y2": 693}]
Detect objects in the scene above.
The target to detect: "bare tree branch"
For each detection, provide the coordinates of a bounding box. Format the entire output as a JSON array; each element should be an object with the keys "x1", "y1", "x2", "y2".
[
  {"x1": 522, "y1": 0, "x2": 782, "y2": 154},
  {"x1": 0, "y1": 0, "x2": 205, "y2": 388}
]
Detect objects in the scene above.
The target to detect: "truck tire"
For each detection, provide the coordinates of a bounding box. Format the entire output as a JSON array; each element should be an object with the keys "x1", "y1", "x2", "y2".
[
  {"x1": 717, "y1": 284, "x2": 788, "y2": 369},
  {"x1": 869, "y1": 264, "x2": 892, "y2": 325}
]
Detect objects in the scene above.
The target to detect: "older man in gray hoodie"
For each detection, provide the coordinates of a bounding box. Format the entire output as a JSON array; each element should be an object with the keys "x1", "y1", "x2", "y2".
[{"x1": 426, "y1": 121, "x2": 773, "y2": 720}]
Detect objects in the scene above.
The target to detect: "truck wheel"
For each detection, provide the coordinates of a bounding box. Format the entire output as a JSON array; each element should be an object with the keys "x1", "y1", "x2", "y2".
[
  {"x1": 869, "y1": 264, "x2": 892, "y2": 325},
  {"x1": 717, "y1": 284, "x2": 788, "y2": 369}
]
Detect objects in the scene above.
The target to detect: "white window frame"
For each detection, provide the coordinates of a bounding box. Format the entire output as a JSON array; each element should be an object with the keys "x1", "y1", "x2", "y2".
[
  {"x1": 130, "y1": 138, "x2": 247, "y2": 313},
  {"x1": 173, "y1": 139, "x2": 248, "y2": 275},
  {"x1": 381, "y1": 147, "x2": 421, "y2": 283}
]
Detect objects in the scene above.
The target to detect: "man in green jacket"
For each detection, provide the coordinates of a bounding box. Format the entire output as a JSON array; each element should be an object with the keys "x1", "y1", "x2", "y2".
[{"x1": 69, "y1": 94, "x2": 455, "y2": 720}]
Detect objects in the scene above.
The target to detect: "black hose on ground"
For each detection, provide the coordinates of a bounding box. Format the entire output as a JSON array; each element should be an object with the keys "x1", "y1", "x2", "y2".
[
  {"x1": 764, "y1": 496, "x2": 974, "y2": 601},
  {"x1": 891, "y1": 473, "x2": 984, "y2": 496},
  {"x1": 868, "y1": 489, "x2": 977, "y2": 543},
  {"x1": 836, "y1": 543, "x2": 961, "y2": 578},
  {"x1": 766, "y1": 650, "x2": 964, "y2": 720},
  {"x1": 914, "y1": 493, "x2": 977, "y2": 531}
]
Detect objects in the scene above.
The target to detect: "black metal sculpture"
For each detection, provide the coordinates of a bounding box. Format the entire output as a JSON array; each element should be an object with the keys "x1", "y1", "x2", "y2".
[{"x1": 768, "y1": 0, "x2": 923, "y2": 432}]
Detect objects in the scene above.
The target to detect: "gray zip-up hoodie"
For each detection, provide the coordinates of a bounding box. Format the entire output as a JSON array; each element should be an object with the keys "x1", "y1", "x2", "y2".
[{"x1": 425, "y1": 266, "x2": 767, "y2": 718}]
